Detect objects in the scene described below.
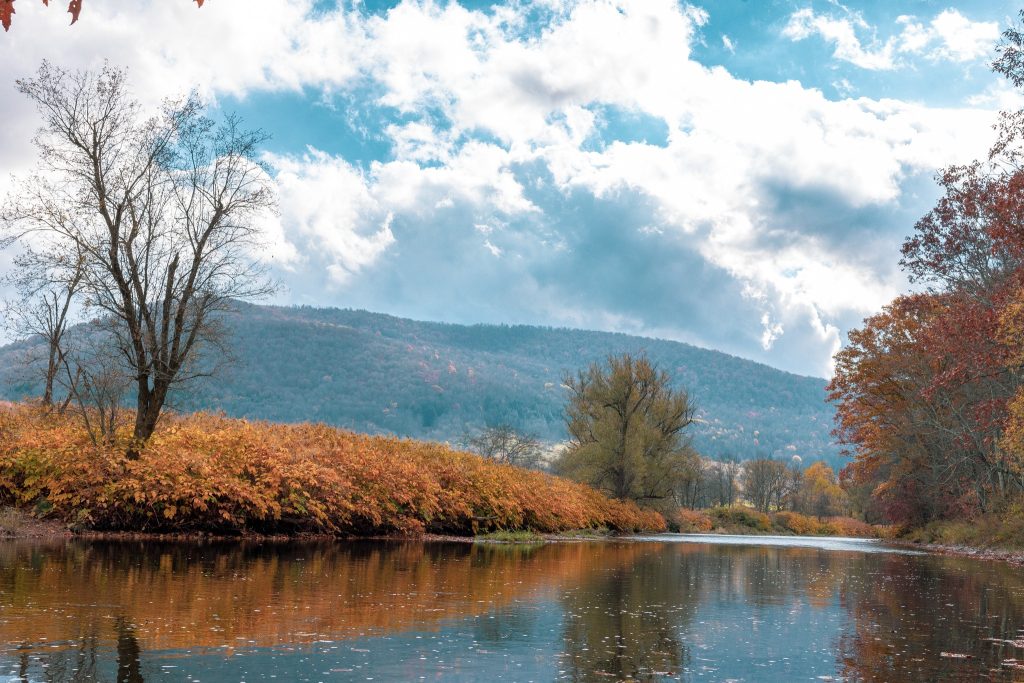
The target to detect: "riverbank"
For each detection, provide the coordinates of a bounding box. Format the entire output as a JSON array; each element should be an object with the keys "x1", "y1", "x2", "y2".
[
  {"x1": 5, "y1": 507, "x2": 1024, "y2": 568},
  {"x1": 0, "y1": 405, "x2": 665, "y2": 537},
  {"x1": 0, "y1": 506, "x2": 70, "y2": 539},
  {"x1": 892, "y1": 539, "x2": 1024, "y2": 566}
]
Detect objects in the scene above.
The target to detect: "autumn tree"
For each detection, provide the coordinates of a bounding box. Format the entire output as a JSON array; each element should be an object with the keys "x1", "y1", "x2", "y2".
[
  {"x1": 824, "y1": 12, "x2": 1024, "y2": 528},
  {"x1": 2, "y1": 62, "x2": 276, "y2": 452},
  {"x1": 790, "y1": 462, "x2": 847, "y2": 518},
  {"x1": 831, "y1": 156, "x2": 1024, "y2": 521},
  {"x1": 555, "y1": 353, "x2": 696, "y2": 506}
]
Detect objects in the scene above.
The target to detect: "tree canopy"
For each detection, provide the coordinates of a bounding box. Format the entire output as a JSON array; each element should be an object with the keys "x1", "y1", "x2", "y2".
[
  {"x1": 2, "y1": 62, "x2": 276, "y2": 451},
  {"x1": 555, "y1": 353, "x2": 696, "y2": 505}
]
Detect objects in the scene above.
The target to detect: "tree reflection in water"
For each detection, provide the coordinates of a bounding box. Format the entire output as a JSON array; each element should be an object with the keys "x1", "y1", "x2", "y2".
[
  {"x1": 1, "y1": 539, "x2": 1023, "y2": 682},
  {"x1": 559, "y1": 544, "x2": 692, "y2": 681}
]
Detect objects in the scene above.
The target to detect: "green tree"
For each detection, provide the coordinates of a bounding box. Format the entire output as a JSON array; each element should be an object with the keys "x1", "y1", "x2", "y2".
[{"x1": 555, "y1": 353, "x2": 696, "y2": 505}]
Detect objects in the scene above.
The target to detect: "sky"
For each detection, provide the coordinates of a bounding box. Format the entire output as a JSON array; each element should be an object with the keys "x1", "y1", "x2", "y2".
[{"x1": 0, "y1": 0, "x2": 1021, "y2": 378}]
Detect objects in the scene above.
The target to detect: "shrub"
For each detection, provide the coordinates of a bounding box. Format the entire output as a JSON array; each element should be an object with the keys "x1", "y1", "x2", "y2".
[
  {"x1": 772, "y1": 511, "x2": 820, "y2": 535},
  {"x1": 673, "y1": 508, "x2": 713, "y2": 533},
  {"x1": 825, "y1": 516, "x2": 877, "y2": 538},
  {"x1": 0, "y1": 406, "x2": 666, "y2": 536},
  {"x1": 708, "y1": 505, "x2": 771, "y2": 532}
]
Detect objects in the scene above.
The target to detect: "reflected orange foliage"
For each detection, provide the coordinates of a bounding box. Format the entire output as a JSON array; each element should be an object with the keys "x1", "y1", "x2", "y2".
[
  {"x1": 0, "y1": 405, "x2": 665, "y2": 535},
  {"x1": 0, "y1": 541, "x2": 607, "y2": 650}
]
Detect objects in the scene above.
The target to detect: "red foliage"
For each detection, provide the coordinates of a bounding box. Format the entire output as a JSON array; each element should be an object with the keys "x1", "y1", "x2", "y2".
[
  {"x1": 2, "y1": 0, "x2": 204, "y2": 31},
  {"x1": 832, "y1": 108, "x2": 1024, "y2": 525}
]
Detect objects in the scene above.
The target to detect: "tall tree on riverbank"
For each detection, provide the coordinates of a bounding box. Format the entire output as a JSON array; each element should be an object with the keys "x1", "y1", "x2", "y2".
[
  {"x1": 830, "y1": 16, "x2": 1024, "y2": 524},
  {"x1": 555, "y1": 353, "x2": 696, "y2": 505},
  {"x1": 1, "y1": 62, "x2": 277, "y2": 453}
]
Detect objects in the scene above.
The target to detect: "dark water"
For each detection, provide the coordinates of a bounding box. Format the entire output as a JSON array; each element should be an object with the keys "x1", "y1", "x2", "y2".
[{"x1": 1, "y1": 535, "x2": 1023, "y2": 682}]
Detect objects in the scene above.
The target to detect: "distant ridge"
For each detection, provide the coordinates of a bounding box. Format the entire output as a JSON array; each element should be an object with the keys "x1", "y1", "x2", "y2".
[{"x1": 0, "y1": 302, "x2": 842, "y2": 465}]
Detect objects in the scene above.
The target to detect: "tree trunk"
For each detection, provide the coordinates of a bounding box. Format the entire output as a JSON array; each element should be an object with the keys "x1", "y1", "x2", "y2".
[
  {"x1": 42, "y1": 343, "x2": 58, "y2": 407},
  {"x1": 129, "y1": 380, "x2": 166, "y2": 457}
]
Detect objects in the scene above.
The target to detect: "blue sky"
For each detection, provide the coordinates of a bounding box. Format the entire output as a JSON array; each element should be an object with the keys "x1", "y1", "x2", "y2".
[{"x1": 0, "y1": 0, "x2": 1021, "y2": 377}]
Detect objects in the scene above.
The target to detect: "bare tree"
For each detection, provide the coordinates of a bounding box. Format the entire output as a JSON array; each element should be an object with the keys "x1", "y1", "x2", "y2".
[
  {"x1": 712, "y1": 457, "x2": 740, "y2": 507},
  {"x1": 741, "y1": 458, "x2": 789, "y2": 514},
  {"x1": 464, "y1": 424, "x2": 544, "y2": 469},
  {"x1": 3, "y1": 61, "x2": 277, "y2": 453},
  {"x1": 57, "y1": 321, "x2": 131, "y2": 446},
  {"x1": 0, "y1": 241, "x2": 85, "y2": 408}
]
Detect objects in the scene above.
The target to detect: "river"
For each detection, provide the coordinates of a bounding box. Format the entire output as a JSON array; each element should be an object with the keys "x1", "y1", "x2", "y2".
[{"x1": 1, "y1": 535, "x2": 1022, "y2": 681}]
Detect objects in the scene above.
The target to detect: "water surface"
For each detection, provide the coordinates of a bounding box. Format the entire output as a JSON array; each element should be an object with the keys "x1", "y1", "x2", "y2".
[{"x1": 1, "y1": 536, "x2": 1023, "y2": 681}]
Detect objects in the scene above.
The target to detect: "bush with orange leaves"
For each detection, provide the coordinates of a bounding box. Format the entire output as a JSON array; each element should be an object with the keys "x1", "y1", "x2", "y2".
[
  {"x1": 0, "y1": 405, "x2": 665, "y2": 535},
  {"x1": 771, "y1": 511, "x2": 820, "y2": 536},
  {"x1": 672, "y1": 508, "x2": 713, "y2": 532},
  {"x1": 821, "y1": 516, "x2": 877, "y2": 538}
]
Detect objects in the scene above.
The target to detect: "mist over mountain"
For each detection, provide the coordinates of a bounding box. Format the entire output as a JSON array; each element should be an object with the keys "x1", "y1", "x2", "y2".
[{"x1": 0, "y1": 303, "x2": 842, "y2": 465}]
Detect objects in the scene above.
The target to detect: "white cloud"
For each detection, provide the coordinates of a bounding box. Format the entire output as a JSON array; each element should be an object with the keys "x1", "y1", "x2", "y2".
[
  {"x1": 483, "y1": 239, "x2": 503, "y2": 257},
  {"x1": 783, "y1": 7, "x2": 896, "y2": 70},
  {"x1": 760, "y1": 313, "x2": 784, "y2": 351},
  {"x1": 268, "y1": 149, "x2": 395, "y2": 284},
  {"x1": 897, "y1": 9, "x2": 999, "y2": 63},
  {"x1": 722, "y1": 34, "x2": 735, "y2": 54},
  {"x1": 0, "y1": 0, "x2": 1008, "y2": 375},
  {"x1": 784, "y1": 6, "x2": 998, "y2": 70}
]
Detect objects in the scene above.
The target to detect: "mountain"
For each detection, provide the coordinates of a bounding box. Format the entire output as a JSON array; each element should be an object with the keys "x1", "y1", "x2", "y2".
[{"x1": 0, "y1": 303, "x2": 843, "y2": 465}]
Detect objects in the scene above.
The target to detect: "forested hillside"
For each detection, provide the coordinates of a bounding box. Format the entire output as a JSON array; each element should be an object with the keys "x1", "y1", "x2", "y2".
[{"x1": 0, "y1": 303, "x2": 841, "y2": 464}]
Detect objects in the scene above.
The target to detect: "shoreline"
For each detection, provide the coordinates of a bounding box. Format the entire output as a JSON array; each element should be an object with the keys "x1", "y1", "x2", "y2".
[
  {"x1": 3, "y1": 522, "x2": 1022, "y2": 566},
  {"x1": 888, "y1": 539, "x2": 1024, "y2": 566},
  {"x1": 4, "y1": 507, "x2": 1022, "y2": 564}
]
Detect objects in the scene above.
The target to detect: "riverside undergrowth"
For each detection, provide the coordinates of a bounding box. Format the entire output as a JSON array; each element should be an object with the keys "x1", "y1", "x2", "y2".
[{"x1": 0, "y1": 405, "x2": 665, "y2": 536}]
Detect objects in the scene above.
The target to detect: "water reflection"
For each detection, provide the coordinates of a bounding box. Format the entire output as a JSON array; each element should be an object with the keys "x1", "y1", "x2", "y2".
[{"x1": 0, "y1": 538, "x2": 1022, "y2": 681}]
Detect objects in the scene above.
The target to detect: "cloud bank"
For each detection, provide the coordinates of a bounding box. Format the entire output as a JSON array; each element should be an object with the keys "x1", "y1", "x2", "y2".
[{"x1": 0, "y1": 0, "x2": 1008, "y2": 377}]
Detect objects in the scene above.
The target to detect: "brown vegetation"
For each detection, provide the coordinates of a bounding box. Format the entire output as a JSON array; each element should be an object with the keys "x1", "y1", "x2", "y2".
[
  {"x1": 669, "y1": 505, "x2": 877, "y2": 538},
  {"x1": 0, "y1": 404, "x2": 665, "y2": 536}
]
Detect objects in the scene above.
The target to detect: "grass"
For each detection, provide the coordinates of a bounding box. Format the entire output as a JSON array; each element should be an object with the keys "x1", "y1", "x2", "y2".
[
  {"x1": 902, "y1": 502, "x2": 1024, "y2": 550},
  {"x1": 0, "y1": 506, "x2": 69, "y2": 538},
  {"x1": 474, "y1": 530, "x2": 546, "y2": 544}
]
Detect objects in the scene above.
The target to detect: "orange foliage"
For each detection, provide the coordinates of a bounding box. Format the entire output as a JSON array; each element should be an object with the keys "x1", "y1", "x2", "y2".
[
  {"x1": 772, "y1": 511, "x2": 821, "y2": 535},
  {"x1": 672, "y1": 508, "x2": 713, "y2": 532},
  {"x1": 770, "y1": 511, "x2": 875, "y2": 537},
  {"x1": 823, "y1": 516, "x2": 877, "y2": 538},
  {"x1": 0, "y1": 405, "x2": 665, "y2": 535}
]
